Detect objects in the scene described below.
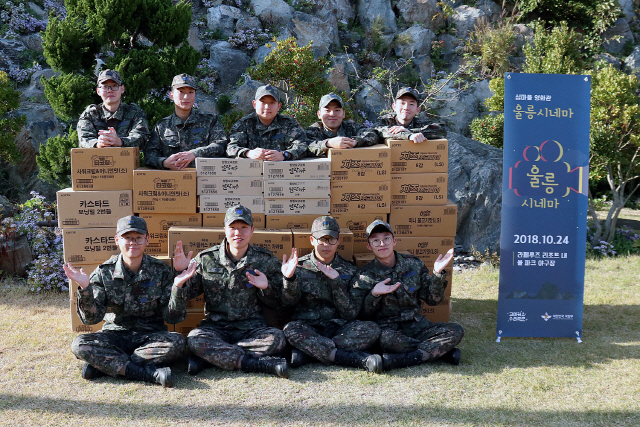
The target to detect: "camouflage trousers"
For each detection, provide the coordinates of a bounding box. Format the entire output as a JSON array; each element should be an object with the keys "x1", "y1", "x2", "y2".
[
  {"x1": 187, "y1": 325, "x2": 286, "y2": 371},
  {"x1": 379, "y1": 317, "x2": 464, "y2": 362},
  {"x1": 283, "y1": 319, "x2": 381, "y2": 364},
  {"x1": 71, "y1": 330, "x2": 186, "y2": 376}
]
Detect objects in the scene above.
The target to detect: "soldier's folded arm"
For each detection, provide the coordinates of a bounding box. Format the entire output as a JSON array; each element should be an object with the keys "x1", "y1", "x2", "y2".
[
  {"x1": 77, "y1": 111, "x2": 100, "y2": 148},
  {"x1": 189, "y1": 116, "x2": 228, "y2": 158},
  {"x1": 76, "y1": 269, "x2": 108, "y2": 324},
  {"x1": 285, "y1": 126, "x2": 309, "y2": 160},
  {"x1": 226, "y1": 121, "x2": 250, "y2": 158},
  {"x1": 119, "y1": 109, "x2": 150, "y2": 148}
]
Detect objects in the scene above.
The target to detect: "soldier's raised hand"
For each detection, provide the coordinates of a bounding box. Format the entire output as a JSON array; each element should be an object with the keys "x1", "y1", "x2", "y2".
[
  {"x1": 371, "y1": 278, "x2": 401, "y2": 296},
  {"x1": 281, "y1": 248, "x2": 298, "y2": 278},
  {"x1": 63, "y1": 263, "x2": 90, "y2": 289},
  {"x1": 315, "y1": 261, "x2": 339, "y2": 280},
  {"x1": 434, "y1": 248, "x2": 454, "y2": 274},
  {"x1": 174, "y1": 259, "x2": 197, "y2": 288},
  {"x1": 246, "y1": 269, "x2": 269, "y2": 289},
  {"x1": 172, "y1": 240, "x2": 193, "y2": 272}
]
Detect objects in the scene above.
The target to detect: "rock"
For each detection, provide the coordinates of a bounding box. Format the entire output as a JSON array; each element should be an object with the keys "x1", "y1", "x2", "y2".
[
  {"x1": 316, "y1": 0, "x2": 355, "y2": 22},
  {"x1": 19, "y1": 33, "x2": 43, "y2": 52},
  {"x1": 513, "y1": 24, "x2": 533, "y2": 52},
  {"x1": 594, "y1": 53, "x2": 622, "y2": 69},
  {"x1": 250, "y1": 0, "x2": 294, "y2": 26},
  {"x1": 27, "y1": 1, "x2": 46, "y2": 19},
  {"x1": 394, "y1": 25, "x2": 435, "y2": 59},
  {"x1": 447, "y1": 131, "x2": 503, "y2": 252},
  {"x1": 236, "y1": 16, "x2": 262, "y2": 33},
  {"x1": 601, "y1": 18, "x2": 634, "y2": 55},
  {"x1": 508, "y1": 56, "x2": 526, "y2": 72},
  {"x1": 438, "y1": 33, "x2": 463, "y2": 64},
  {"x1": 619, "y1": 0, "x2": 636, "y2": 22},
  {"x1": 0, "y1": 234, "x2": 33, "y2": 277},
  {"x1": 231, "y1": 79, "x2": 264, "y2": 114},
  {"x1": 451, "y1": 5, "x2": 485, "y2": 39},
  {"x1": 252, "y1": 43, "x2": 276, "y2": 64},
  {"x1": 436, "y1": 79, "x2": 492, "y2": 135},
  {"x1": 14, "y1": 102, "x2": 64, "y2": 153},
  {"x1": 354, "y1": 79, "x2": 388, "y2": 121},
  {"x1": 413, "y1": 54, "x2": 435, "y2": 82},
  {"x1": 195, "y1": 92, "x2": 219, "y2": 114},
  {"x1": 475, "y1": 0, "x2": 501, "y2": 22},
  {"x1": 325, "y1": 54, "x2": 359, "y2": 94},
  {"x1": 188, "y1": 26, "x2": 204, "y2": 52},
  {"x1": 624, "y1": 46, "x2": 640, "y2": 78},
  {"x1": 19, "y1": 69, "x2": 58, "y2": 103},
  {"x1": 0, "y1": 38, "x2": 27, "y2": 71},
  {"x1": 207, "y1": 5, "x2": 245, "y2": 37},
  {"x1": 287, "y1": 11, "x2": 340, "y2": 57},
  {"x1": 395, "y1": 0, "x2": 445, "y2": 32},
  {"x1": 209, "y1": 41, "x2": 251, "y2": 88},
  {"x1": 356, "y1": 0, "x2": 397, "y2": 33}
]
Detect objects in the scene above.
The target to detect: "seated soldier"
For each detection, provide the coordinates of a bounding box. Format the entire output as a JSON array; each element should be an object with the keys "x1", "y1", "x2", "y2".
[
  {"x1": 283, "y1": 216, "x2": 382, "y2": 373},
  {"x1": 375, "y1": 87, "x2": 446, "y2": 143},
  {"x1": 306, "y1": 93, "x2": 381, "y2": 157},
  {"x1": 77, "y1": 69, "x2": 149, "y2": 148},
  {"x1": 63, "y1": 216, "x2": 195, "y2": 387},
  {"x1": 351, "y1": 220, "x2": 464, "y2": 370},
  {"x1": 226, "y1": 85, "x2": 308, "y2": 161},
  {"x1": 145, "y1": 74, "x2": 228, "y2": 170}
]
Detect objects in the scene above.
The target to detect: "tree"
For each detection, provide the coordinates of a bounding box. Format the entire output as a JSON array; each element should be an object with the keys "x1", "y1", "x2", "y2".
[{"x1": 0, "y1": 70, "x2": 26, "y2": 165}]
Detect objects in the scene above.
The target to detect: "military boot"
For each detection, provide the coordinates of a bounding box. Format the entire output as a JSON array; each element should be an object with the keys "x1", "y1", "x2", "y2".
[
  {"x1": 290, "y1": 348, "x2": 309, "y2": 369},
  {"x1": 333, "y1": 350, "x2": 383, "y2": 374},
  {"x1": 125, "y1": 363, "x2": 174, "y2": 387},
  {"x1": 81, "y1": 362, "x2": 106, "y2": 380},
  {"x1": 188, "y1": 354, "x2": 213, "y2": 376},
  {"x1": 439, "y1": 348, "x2": 462, "y2": 365},
  {"x1": 382, "y1": 350, "x2": 424, "y2": 370},
  {"x1": 241, "y1": 356, "x2": 289, "y2": 379}
]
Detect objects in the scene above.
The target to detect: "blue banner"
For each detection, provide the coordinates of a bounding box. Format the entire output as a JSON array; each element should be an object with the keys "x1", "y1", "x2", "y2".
[{"x1": 497, "y1": 73, "x2": 590, "y2": 340}]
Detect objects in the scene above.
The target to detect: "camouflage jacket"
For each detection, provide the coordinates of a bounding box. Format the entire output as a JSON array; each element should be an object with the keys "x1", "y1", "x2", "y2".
[
  {"x1": 173, "y1": 239, "x2": 300, "y2": 329},
  {"x1": 227, "y1": 112, "x2": 308, "y2": 160},
  {"x1": 305, "y1": 120, "x2": 382, "y2": 157},
  {"x1": 76, "y1": 253, "x2": 185, "y2": 332},
  {"x1": 144, "y1": 110, "x2": 228, "y2": 169},
  {"x1": 351, "y1": 251, "x2": 447, "y2": 327},
  {"x1": 291, "y1": 252, "x2": 360, "y2": 324},
  {"x1": 374, "y1": 113, "x2": 447, "y2": 141},
  {"x1": 77, "y1": 103, "x2": 150, "y2": 148}
]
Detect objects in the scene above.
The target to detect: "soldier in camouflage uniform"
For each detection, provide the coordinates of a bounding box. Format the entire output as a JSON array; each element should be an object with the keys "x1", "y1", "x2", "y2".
[
  {"x1": 283, "y1": 216, "x2": 383, "y2": 373},
  {"x1": 172, "y1": 205, "x2": 300, "y2": 378},
  {"x1": 351, "y1": 220, "x2": 464, "y2": 370},
  {"x1": 226, "y1": 85, "x2": 308, "y2": 160},
  {"x1": 63, "y1": 216, "x2": 196, "y2": 387},
  {"x1": 144, "y1": 74, "x2": 228, "y2": 170},
  {"x1": 305, "y1": 93, "x2": 382, "y2": 157},
  {"x1": 77, "y1": 69, "x2": 150, "y2": 148},
  {"x1": 375, "y1": 87, "x2": 446, "y2": 143}
]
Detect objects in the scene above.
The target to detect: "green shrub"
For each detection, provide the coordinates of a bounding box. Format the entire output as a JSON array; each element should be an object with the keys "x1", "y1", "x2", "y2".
[
  {"x1": 0, "y1": 71, "x2": 26, "y2": 165},
  {"x1": 217, "y1": 94, "x2": 233, "y2": 115},
  {"x1": 220, "y1": 111, "x2": 244, "y2": 134},
  {"x1": 522, "y1": 22, "x2": 586, "y2": 75},
  {"x1": 470, "y1": 113, "x2": 504, "y2": 148},
  {"x1": 36, "y1": 130, "x2": 77, "y2": 189},
  {"x1": 466, "y1": 15, "x2": 517, "y2": 77}
]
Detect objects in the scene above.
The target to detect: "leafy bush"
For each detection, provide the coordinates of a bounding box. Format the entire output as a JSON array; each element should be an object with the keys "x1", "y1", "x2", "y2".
[
  {"x1": 465, "y1": 15, "x2": 517, "y2": 77},
  {"x1": 0, "y1": 71, "x2": 26, "y2": 165},
  {"x1": 470, "y1": 113, "x2": 504, "y2": 148},
  {"x1": 217, "y1": 94, "x2": 233, "y2": 115},
  {"x1": 522, "y1": 22, "x2": 586, "y2": 75},
  {"x1": 220, "y1": 110, "x2": 244, "y2": 134},
  {"x1": 36, "y1": 130, "x2": 77, "y2": 189},
  {"x1": 587, "y1": 225, "x2": 640, "y2": 257}
]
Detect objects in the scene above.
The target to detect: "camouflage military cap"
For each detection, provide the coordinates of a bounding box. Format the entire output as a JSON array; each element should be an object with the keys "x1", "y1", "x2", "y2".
[
  {"x1": 311, "y1": 216, "x2": 340, "y2": 239},
  {"x1": 172, "y1": 73, "x2": 197, "y2": 89},
  {"x1": 255, "y1": 85, "x2": 280, "y2": 102},
  {"x1": 224, "y1": 204, "x2": 253, "y2": 226},
  {"x1": 97, "y1": 69, "x2": 122, "y2": 85},
  {"x1": 365, "y1": 219, "x2": 393, "y2": 239},
  {"x1": 319, "y1": 92, "x2": 343, "y2": 109},
  {"x1": 395, "y1": 87, "x2": 420, "y2": 102},
  {"x1": 116, "y1": 215, "x2": 147, "y2": 236}
]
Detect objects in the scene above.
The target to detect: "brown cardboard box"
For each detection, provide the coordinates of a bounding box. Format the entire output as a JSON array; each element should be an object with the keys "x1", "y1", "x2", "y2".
[
  {"x1": 264, "y1": 179, "x2": 331, "y2": 198},
  {"x1": 264, "y1": 198, "x2": 330, "y2": 215},
  {"x1": 388, "y1": 201, "x2": 458, "y2": 237},
  {"x1": 71, "y1": 147, "x2": 139, "y2": 191},
  {"x1": 251, "y1": 229, "x2": 293, "y2": 260},
  {"x1": 395, "y1": 236, "x2": 456, "y2": 268},
  {"x1": 198, "y1": 195, "x2": 264, "y2": 213},
  {"x1": 196, "y1": 176, "x2": 264, "y2": 196},
  {"x1": 63, "y1": 228, "x2": 118, "y2": 265},
  {"x1": 57, "y1": 188, "x2": 133, "y2": 228},
  {"x1": 202, "y1": 212, "x2": 265, "y2": 229},
  {"x1": 333, "y1": 213, "x2": 388, "y2": 253},
  {"x1": 195, "y1": 158, "x2": 263, "y2": 177},
  {"x1": 329, "y1": 145, "x2": 391, "y2": 182},
  {"x1": 154, "y1": 255, "x2": 172, "y2": 267},
  {"x1": 67, "y1": 265, "x2": 100, "y2": 300},
  {"x1": 133, "y1": 168, "x2": 197, "y2": 213},
  {"x1": 266, "y1": 214, "x2": 319, "y2": 229},
  {"x1": 139, "y1": 213, "x2": 202, "y2": 255},
  {"x1": 168, "y1": 227, "x2": 226, "y2": 257},
  {"x1": 386, "y1": 139, "x2": 448, "y2": 173},
  {"x1": 70, "y1": 300, "x2": 105, "y2": 333},
  {"x1": 330, "y1": 181, "x2": 390, "y2": 214},
  {"x1": 174, "y1": 311, "x2": 204, "y2": 336},
  {"x1": 186, "y1": 294, "x2": 205, "y2": 310},
  {"x1": 263, "y1": 158, "x2": 331, "y2": 180},
  {"x1": 291, "y1": 228, "x2": 353, "y2": 260},
  {"x1": 353, "y1": 252, "x2": 375, "y2": 268},
  {"x1": 421, "y1": 298, "x2": 451, "y2": 323},
  {"x1": 390, "y1": 173, "x2": 447, "y2": 206}
]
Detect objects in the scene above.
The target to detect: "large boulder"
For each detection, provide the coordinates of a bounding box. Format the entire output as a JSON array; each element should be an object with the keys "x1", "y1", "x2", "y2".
[
  {"x1": 624, "y1": 46, "x2": 640, "y2": 79},
  {"x1": 357, "y1": 0, "x2": 397, "y2": 33},
  {"x1": 236, "y1": 16, "x2": 263, "y2": 33},
  {"x1": 231, "y1": 79, "x2": 264, "y2": 114},
  {"x1": 0, "y1": 38, "x2": 27, "y2": 71},
  {"x1": 14, "y1": 101, "x2": 64, "y2": 153},
  {"x1": 354, "y1": 79, "x2": 388, "y2": 121},
  {"x1": 207, "y1": 5, "x2": 245, "y2": 37},
  {"x1": 413, "y1": 54, "x2": 435, "y2": 82},
  {"x1": 250, "y1": 0, "x2": 294, "y2": 26},
  {"x1": 436, "y1": 79, "x2": 492, "y2": 135},
  {"x1": 601, "y1": 18, "x2": 635, "y2": 55},
  {"x1": 395, "y1": 0, "x2": 445, "y2": 32},
  {"x1": 451, "y1": 5, "x2": 485, "y2": 39},
  {"x1": 394, "y1": 25, "x2": 435, "y2": 59},
  {"x1": 447, "y1": 131, "x2": 503, "y2": 252},
  {"x1": 209, "y1": 41, "x2": 251, "y2": 88},
  {"x1": 187, "y1": 26, "x2": 204, "y2": 52},
  {"x1": 315, "y1": 0, "x2": 355, "y2": 22},
  {"x1": 252, "y1": 43, "x2": 276, "y2": 64},
  {"x1": 287, "y1": 12, "x2": 340, "y2": 57},
  {"x1": 475, "y1": 0, "x2": 502, "y2": 22},
  {"x1": 20, "y1": 68, "x2": 58, "y2": 104},
  {"x1": 325, "y1": 54, "x2": 359, "y2": 94},
  {"x1": 619, "y1": 0, "x2": 636, "y2": 22}
]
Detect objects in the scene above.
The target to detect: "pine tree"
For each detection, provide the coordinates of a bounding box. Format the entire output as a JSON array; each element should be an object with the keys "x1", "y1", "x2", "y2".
[{"x1": 0, "y1": 71, "x2": 26, "y2": 165}]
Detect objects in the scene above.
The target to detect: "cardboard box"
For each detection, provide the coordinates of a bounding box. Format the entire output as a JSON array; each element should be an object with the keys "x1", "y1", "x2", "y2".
[
  {"x1": 388, "y1": 201, "x2": 458, "y2": 237},
  {"x1": 154, "y1": 255, "x2": 172, "y2": 267},
  {"x1": 333, "y1": 213, "x2": 388, "y2": 254},
  {"x1": 56, "y1": 188, "x2": 133, "y2": 228},
  {"x1": 266, "y1": 214, "x2": 319, "y2": 229},
  {"x1": 71, "y1": 147, "x2": 139, "y2": 191},
  {"x1": 264, "y1": 198, "x2": 330, "y2": 215},
  {"x1": 63, "y1": 228, "x2": 118, "y2": 265},
  {"x1": 291, "y1": 228, "x2": 353, "y2": 260},
  {"x1": 390, "y1": 173, "x2": 447, "y2": 206},
  {"x1": 329, "y1": 145, "x2": 391, "y2": 182},
  {"x1": 330, "y1": 181, "x2": 390, "y2": 214},
  {"x1": 198, "y1": 195, "x2": 264, "y2": 213},
  {"x1": 263, "y1": 158, "x2": 331, "y2": 180},
  {"x1": 168, "y1": 227, "x2": 226, "y2": 257},
  {"x1": 203, "y1": 213, "x2": 265, "y2": 229},
  {"x1": 174, "y1": 311, "x2": 204, "y2": 336},
  {"x1": 186, "y1": 294, "x2": 205, "y2": 310},
  {"x1": 353, "y1": 253, "x2": 375, "y2": 268},
  {"x1": 139, "y1": 213, "x2": 202, "y2": 255},
  {"x1": 67, "y1": 265, "x2": 101, "y2": 300},
  {"x1": 421, "y1": 298, "x2": 451, "y2": 323},
  {"x1": 395, "y1": 236, "x2": 456, "y2": 268},
  {"x1": 386, "y1": 139, "x2": 448, "y2": 173},
  {"x1": 133, "y1": 169, "x2": 197, "y2": 213},
  {"x1": 195, "y1": 158, "x2": 263, "y2": 177},
  {"x1": 264, "y1": 179, "x2": 331, "y2": 199},
  {"x1": 196, "y1": 176, "x2": 263, "y2": 196},
  {"x1": 70, "y1": 300, "x2": 105, "y2": 333},
  {"x1": 251, "y1": 229, "x2": 293, "y2": 260}
]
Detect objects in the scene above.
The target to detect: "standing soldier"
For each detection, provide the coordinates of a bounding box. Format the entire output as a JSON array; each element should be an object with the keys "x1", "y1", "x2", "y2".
[
  {"x1": 145, "y1": 73, "x2": 228, "y2": 170},
  {"x1": 306, "y1": 93, "x2": 381, "y2": 157},
  {"x1": 226, "y1": 85, "x2": 308, "y2": 161},
  {"x1": 283, "y1": 216, "x2": 383, "y2": 373},
  {"x1": 351, "y1": 220, "x2": 464, "y2": 370},
  {"x1": 77, "y1": 69, "x2": 150, "y2": 148}
]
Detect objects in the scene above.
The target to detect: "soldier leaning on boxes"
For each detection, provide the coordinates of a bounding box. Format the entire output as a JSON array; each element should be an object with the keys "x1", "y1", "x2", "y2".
[
  {"x1": 350, "y1": 220, "x2": 464, "y2": 370},
  {"x1": 374, "y1": 87, "x2": 446, "y2": 144},
  {"x1": 63, "y1": 216, "x2": 196, "y2": 387},
  {"x1": 305, "y1": 93, "x2": 382, "y2": 157},
  {"x1": 171, "y1": 205, "x2": 300, "y2": 378},
  {"x1": 283, "y1": 216, "x2": 383, "y2": 373},
  {"x1": 144, "y1": 74, "x2": 228, "y2": 170},
  {"x1": 77, "y1": 69, "x2": 150, "y2": 148},
  {"x1": 226, "y1": 85, "x2": 308, "y2": 161}
]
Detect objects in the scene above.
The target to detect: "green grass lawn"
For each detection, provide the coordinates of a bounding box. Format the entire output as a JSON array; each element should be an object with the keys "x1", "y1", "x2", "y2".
[{"x1": 1, "y1": 255, "x2": 639, "y2": 426}]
